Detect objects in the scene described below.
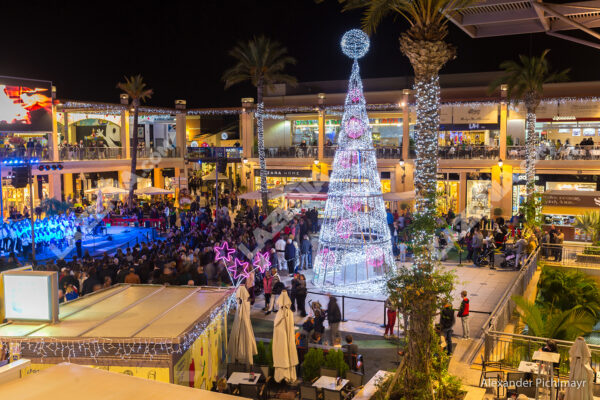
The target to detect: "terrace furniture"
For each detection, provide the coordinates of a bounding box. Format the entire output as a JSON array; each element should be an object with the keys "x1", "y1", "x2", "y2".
[
  {"x1": 227, "y1": 372, "x2": 261, "y2": 385},
  {"x1": 345, "y1": 371, "x2": 364, "y2": 389},
  {"x1": 313, "y1": 376, "x2": 349, "y2": 391},
  {"x1": 300, "y1": 384, "x2": 320, "y2": 400},
  {"x1": 323, "y1": 388, "x2": 347, "y2": 400},
  {"x1": 480, "y1": 371, "x2": 505, "y2": 399},
  {"x1": 238, "y1": 383, "x2": 266, "y2": 400},
  {"x1": 227, "y1": 363, "x2": 247, "y2": 377},
  {"x1": 320, "y1": 367, "x2": 338, "y2": 378}
]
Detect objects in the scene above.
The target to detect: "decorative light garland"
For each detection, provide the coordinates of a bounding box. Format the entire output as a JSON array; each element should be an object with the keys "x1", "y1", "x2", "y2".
[{"x1": 312, "y1": 30, "x2": 394, "y2": 290}]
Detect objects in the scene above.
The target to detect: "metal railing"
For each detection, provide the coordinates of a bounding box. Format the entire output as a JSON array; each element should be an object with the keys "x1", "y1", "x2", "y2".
[
  {"x1": 540, "y1": 242, "x2": 600, "y2": 269},
  {"x1": 136, "y1": 147, "x2": 181, "y2": 159},
  {"x1": 258, "y1": 146, "x2": 319, "y2": 158},
  {"x1": 483, "y1": 330, "x2": 600, "y2": 377},
  {"x1": 59, "y1": 146, "x2": 123, "y2": 161},
  {"x1": 0, "y1": 147, "x2": 52, "y2": 160},
  {"x1": 508, "y1": 144, "x2": 600, "y2": 160},
  {"x1": 324, "y1": 146, "x2": 403, "y2": 159},
  {"x1": 468, "y1": 247, "x2": 539, "y2": 365},
  {"x1": 415, "y1": 145, "x2": 499, "y2": 159},
  {"x1": 186, "y1": 146, "x2": 243, "y2": 160}
]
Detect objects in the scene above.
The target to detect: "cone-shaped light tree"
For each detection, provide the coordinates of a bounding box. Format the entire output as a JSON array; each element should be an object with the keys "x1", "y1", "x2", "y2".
[
  {"x1": 223, "y1": 36, "x2": 297, "y2": 215},
  {"x1": 313, "y1": 30, "x2": 394, "y2": 290},
  {"x1": 490, "y1": 50, "x2": 569, "y2": 199},
  {"x1": 325, "y1": 0, "x2": 477, "y2": 396}
]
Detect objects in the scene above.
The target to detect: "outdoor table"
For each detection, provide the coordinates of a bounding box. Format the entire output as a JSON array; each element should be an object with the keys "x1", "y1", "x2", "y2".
[
  {"x1": 518, "y1": 361, "x2": 538, "y2": 374},
  {"x1": 313, "y1": 376, "x2": 349, "y2": 391},
  {"x1": 227, "y1": 372, "x2": 261, "y2": 385}
]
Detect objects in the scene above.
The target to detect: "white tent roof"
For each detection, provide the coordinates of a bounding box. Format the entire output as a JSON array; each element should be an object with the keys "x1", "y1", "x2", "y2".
[
  {"x1": 382, "y1": 190, "x2": 416, "y2": 202},
  {"x1": 135, "y1": 186, "x2": 174, "y2": 195},
  {"x1": 238, "y1": 187, "x2": 284, "y2": 200},
  {"x1": 0, "y1": 363, "x2": 247, "y2": 400},
  {"x1": 84, "y1": 186, "x2": 128, "y2": 195}
]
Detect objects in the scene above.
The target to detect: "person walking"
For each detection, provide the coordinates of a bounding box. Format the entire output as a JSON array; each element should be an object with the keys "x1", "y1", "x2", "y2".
[
  {"x1": 266, "y1": 268, "x2": 282, "y2": 315},
  {"x1": 275, "y1": 236, "x2": 286, "y2": 271},
  {"x1": 384, "y1": 296, "x2": 397, "y2": 339},
  {"x1": 285, "y1": 236, "x2": 296, "y2": 274},
  {"x1": 399, "y1": 240, "x2": 407, "y2": 264},
  {"x1": 262, "y1": 270, "x2": 273, "y2": 312},
  {"x1": 300, "y1": 234, "x2": 311, "y2": 270},
  {"x1": 457, "y1": 290, "x2": 470, "y2": 339},
  {"x1": 296, "y1": 274, "x2": 308, "y2": 317},
  {"x1": 290, "y1": 273, "x2": 300, "y2": 312},
  {"x1": 471, "y1": 227, "x2": 483, "y2": 267},
  {"x1": 439, "y1": 302, "x2": 456, "y2": 355},
  {"x1": 326, "y1": 295, "x2": 342, "y2": 344}
]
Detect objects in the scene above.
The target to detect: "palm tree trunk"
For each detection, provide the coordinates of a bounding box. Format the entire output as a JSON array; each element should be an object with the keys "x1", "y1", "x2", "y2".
[
  {"x1": 129, "y1": 104, "x2": 139, "y2": 208},
  {"x1": 525, "y1": 107, "x2": 537, "y2": 200},
  {"x1": 256, "y1": 81, "x2": 268, "y2": 216}
]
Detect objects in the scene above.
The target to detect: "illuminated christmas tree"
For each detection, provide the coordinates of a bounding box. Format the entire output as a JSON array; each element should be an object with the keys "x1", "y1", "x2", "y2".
[{"x1": 313, "y1": 29, "x2": 394, "y2": 290}]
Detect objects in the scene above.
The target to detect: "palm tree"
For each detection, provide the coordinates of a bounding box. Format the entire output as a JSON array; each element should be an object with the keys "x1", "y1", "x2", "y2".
[
  {"x1": 513, "y1": 296, "x2": 596, "y2": 340},
  {"x1": 574, "y1": 211, "x2": 600, "y2": 243},
  {"x1": 328, "y1": 1, "x2": 475, "y2": 395},
  {"x1": 490, "y1": 51, "x2": 568, "y2": 200},
  {"x1": 223, "y1": 36, "x2": 296, "y2": 215},
  {"x1": 117, "y1": 75, "x2": 153, "y2": 208}
]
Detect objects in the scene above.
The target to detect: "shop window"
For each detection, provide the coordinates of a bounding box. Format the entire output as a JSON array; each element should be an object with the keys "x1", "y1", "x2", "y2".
[
  {"x1": 466, "y1": 180, "x2": 492, "y2": 218},
  {"x1": 292, "y1": 120, "x2": 318, "y2": 146},
  {"x1": 437, "y1": 181, "x2": 459, "y2": 214}
]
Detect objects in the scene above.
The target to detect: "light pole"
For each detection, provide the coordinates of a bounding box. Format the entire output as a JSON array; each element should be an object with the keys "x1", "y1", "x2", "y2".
[{"x1": 28, "y1": 162, "x2": 35, "y2": 263}]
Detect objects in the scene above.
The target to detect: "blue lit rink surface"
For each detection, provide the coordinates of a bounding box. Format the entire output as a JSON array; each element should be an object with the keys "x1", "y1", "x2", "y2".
[{"x1": 21, "y1": 226, "x2": 158, "y2": 262}]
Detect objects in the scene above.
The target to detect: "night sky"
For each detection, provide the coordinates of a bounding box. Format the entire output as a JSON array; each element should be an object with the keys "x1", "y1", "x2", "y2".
[{"x1": 2, "y1": 0, "x2": 599, "y2": 108}]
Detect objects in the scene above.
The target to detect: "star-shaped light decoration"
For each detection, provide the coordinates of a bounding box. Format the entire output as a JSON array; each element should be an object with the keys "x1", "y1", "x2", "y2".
[
  {"x1": 228, "y1": 257, "x2": 250, "y2": 281},
  {"x1": 214, "y1": 241, "x2": 235, "y2": 263},
  {"x1": 253, "y1": 251, "x2": 271, "y2": 274}
]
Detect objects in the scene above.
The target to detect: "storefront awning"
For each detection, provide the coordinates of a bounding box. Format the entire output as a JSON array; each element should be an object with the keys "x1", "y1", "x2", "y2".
[
  {"x1": 382, "y1": 190, "x2": 416, "y2": 202},
  {"x1": 238, "y1": 187, "x2": 284, "y2": 200}
]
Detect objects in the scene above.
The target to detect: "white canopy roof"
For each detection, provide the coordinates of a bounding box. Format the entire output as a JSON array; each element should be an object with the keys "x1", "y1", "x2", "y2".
[
  {"x1": 135, "y1": 186, "x2": 174, "y2": 195},
  {"x1": 0, "y1": 363, "x2": 247, "y2": 400},
  {"x1": 84, "y1": 186, "x2": 128, "y2": 195},
  {"x1": 382, "y1": 190, "x2": 416, "y2": 202}
]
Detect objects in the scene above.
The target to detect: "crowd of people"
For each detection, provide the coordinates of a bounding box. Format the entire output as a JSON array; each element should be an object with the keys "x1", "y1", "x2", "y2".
[{"x1": 0, "y1": 138, "x2": 48, "y2": 159}]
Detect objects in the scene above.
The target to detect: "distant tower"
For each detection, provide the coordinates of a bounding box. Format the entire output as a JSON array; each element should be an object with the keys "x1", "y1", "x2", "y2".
[{"x1": 313, "y1": 29, "x2": 394, "y2": 290}]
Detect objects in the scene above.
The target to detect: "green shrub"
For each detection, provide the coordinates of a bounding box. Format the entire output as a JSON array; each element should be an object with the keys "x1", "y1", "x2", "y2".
[
  {"x1": 254, "y1": 341, "x2": 267, "y2": 365},
  {"x1": 324, "y1": 349, "x2": 349, "y2": 378},
  {"x1": 302, "y1": 348, "x2": 325, "y2": 382}
]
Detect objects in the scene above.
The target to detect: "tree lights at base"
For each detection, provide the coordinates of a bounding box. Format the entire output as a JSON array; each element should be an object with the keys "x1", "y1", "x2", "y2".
[{"x1": 312, "y1": 30, "x2": 394, "y2": 290}]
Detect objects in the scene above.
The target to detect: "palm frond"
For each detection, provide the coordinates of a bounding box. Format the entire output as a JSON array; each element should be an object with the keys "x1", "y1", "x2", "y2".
[{"x1": 116, "y1": 74, "x2": 153, "y2": 103}]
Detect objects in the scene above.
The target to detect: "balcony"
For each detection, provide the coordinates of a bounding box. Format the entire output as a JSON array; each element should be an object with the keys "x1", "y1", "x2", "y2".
[
  {"x1": 136, "y1": 147, "x2": 181, "y2": 159},
  {"x1": 507, "y1": 145, "x2": 600, "y2": 160},
  {"x1": 324, "y1": 146, "x2": 403, "y2": 159},
  {"x1": 186, "y1": 146, "x2": 242, "y2": 161},
  {"x1": 60, "y1": 146, "x2": 123, "y2": 161},
  {"x1": 410, "y1": 145, "x2": 499, "y2": 159},
  {"x1": 0, "y1": 147, "x2": 52, "y2": 161},
  {"x1": 258, "y1": 146, "x2": 318, "y2": 158}
]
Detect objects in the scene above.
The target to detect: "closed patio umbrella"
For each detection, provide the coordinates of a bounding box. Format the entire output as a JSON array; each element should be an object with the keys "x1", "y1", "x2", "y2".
[
  {"x1": 566, "y1": 336, "x2": 594, "y2": 400},
  {"x1": 227, "y1": 286, "x2": 257, "y2": 366},
  {"x1": 272, "y1": 290, "x2": 298, "y2": 383}
]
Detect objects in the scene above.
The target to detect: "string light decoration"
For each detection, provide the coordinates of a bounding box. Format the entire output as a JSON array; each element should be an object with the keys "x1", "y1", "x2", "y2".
[
  {"x1": 0, "y1": 289, "x2": 235, "y2": 363},
  {"x1": 312, "y1": 30, "x2": 394, "y2": 290}
]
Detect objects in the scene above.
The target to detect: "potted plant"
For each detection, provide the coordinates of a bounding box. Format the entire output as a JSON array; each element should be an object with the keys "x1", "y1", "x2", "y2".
[
  {"x1": 301, "y1": 348, "x2": 325, "y2": 382},
  {"x1": 324, "y1": 349, "x2": 349, "y2": 378}
]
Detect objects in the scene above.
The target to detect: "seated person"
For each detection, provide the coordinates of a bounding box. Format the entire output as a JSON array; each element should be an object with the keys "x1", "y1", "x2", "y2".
[
  {"x1": 333, "y1": 337, "x2": 342, "y2": 348},
  {"x1": 309, "y1": 331, "x2": 322, "y2": 345},
  {"x1": 344, "y1": 335, "x2": 359, "y2": 354},
  {"x1": 211, "y1": 378, "x2": 230, "y2": 394}
]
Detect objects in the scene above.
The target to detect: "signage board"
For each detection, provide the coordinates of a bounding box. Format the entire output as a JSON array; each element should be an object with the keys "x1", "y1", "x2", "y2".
[{"x1": 255, "y1": 169, "x2": 312, "y2": 178}]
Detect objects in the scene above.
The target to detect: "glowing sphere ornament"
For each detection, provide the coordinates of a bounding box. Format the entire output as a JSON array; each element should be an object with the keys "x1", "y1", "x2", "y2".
[
  {"x1": 345, "y1": 117, "x2": 364, "y2": 139},
  {"x1": 341, "y1": 29, "x2": 370, "y2": 59}
]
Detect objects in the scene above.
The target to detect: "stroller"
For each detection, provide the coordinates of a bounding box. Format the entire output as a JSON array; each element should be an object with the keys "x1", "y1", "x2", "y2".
[
  {"x1": 500, "y1": 246, "x2": 518, "y2": 269},
  {"x1": 475, "y1": 241, "x2": 496, "y2": 267}
]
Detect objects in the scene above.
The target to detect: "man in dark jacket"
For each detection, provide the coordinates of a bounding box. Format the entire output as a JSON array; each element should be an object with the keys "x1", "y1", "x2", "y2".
[
  {"x1": 284, "y1": 237, "x2": 296, "y2": 273},
  {"x1": 439, "y1": 302, "x2": 456, "y2": 355},
  {"x1": 457, "y1": 290, "x2": 470, "y2": 339},
  {"x1": 327, "y1": 295, "x2": 342, "y2": 344}
]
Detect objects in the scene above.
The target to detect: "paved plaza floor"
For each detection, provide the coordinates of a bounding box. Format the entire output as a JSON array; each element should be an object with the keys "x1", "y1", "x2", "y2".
[{"x1": 249, "y1": 261, "x2": 519, "y2": 340}]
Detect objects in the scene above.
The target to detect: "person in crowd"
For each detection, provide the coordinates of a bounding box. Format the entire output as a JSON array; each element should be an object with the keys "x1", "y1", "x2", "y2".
[
  {"x1": 327, "y1": 295, "x2": 342, "y2": 344},
  {"x1": 471, "y1": 227, "x2": 483, "y2": 267},
  {"x1": 439, "y1": 302, "x2": 456, "y2": 355},
  {"x1": 285, "y1": 236, "x2": 296, "y2": 274},
  {"x1": 384, "y1": 296, "x2": 397, "y2": 339},
  {"x1": 344, "y1": 335, "x2": 359, "y2": 354},
  {"x1": 124, "y1": 267, "x2": 141, "y2": 284},
  {"x1": 275, "y1": 235, "x2": 286, "y2": 271},
  {"x1": 457, "y1": 290, "x2": 470, "y2": 339},
  {"x1": 300, "y1": 234, "x2": 311, "y2": 270},
  {"x1": 266, "y1": 268, "x2": 282, "y2": 315},
  {"x1": 295, "y1": 274, "x2": 308, "y2": 317}
]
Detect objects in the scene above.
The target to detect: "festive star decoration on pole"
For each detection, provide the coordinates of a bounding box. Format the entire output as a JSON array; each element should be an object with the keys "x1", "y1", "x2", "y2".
[
  {"x1": 214, "y1": 241, "x2": 235, "y2": 263},
  {"x1": 227, "y1": 257, "x2": 250, "y2": 281},
  {"x1": 253, "y1": 251, "x2": 271, "y2": 273}
]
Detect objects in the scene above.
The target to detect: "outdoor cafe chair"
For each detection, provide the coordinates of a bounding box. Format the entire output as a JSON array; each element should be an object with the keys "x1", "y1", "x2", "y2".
[
  {"x1": 320, "y1": 367, "x2": 338, "y2": 378},
  {"x1": 480, "y1": 371, "x2": 505, "y2": 399},
  {"x1": 323, "y1": 388, "x2": 352, "y2": 400},
  {"x1": 300, "y1": 384, "x2": 320, "y2": 400},
  {"x1": 239, "y1": 383, "x2": 266, "y2": 400},
  {"x1": 345, "y1": 371, "x2": 364, "y2": 389},
  {"x1": 479, "y1": 355, "x2": 502, "y2": 387}
]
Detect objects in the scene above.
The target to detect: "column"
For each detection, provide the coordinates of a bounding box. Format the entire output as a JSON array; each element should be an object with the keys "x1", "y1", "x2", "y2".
[
  {"x1": 63, "y1": 173, "x2": 74, "y2": 199},
  {"x1": 176, "y1": 112, "x2": 187, "y2": 158},
  {"x1": 48, "y1": 174, "x2": 62, "y2": 201},
  {"x1": 499, "y1": 102, "x2": 508, "y2": 160},
  {"x1": 120, "y1": 110, "x2": 131, "y2": 159},
  {"x1": 458, "y1": 172, "x2": 467, "y2": 215},
  {"x1": 240, "y1": 98, "x2": 255, "y2": 159},
  {"x1": 318, "y1": 110, "x2": 325, "y2": 161},
  {"x1": 153, "y1": 168, "x2": 164, "y2": 188},
  {"x1": 50, "y1": 106, "x2": 59, "y2": 161},
  {"x1": 491, "y1": 164, "x2": 513, "y2": 220},
  {"x1": 402, "y1": 89, "x2": 410, "y2": 161}
]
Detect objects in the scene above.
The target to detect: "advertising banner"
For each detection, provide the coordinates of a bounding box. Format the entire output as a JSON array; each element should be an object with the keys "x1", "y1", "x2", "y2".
[{"x1": 0, "y1": 76, "x2": 53, "y2": 132}]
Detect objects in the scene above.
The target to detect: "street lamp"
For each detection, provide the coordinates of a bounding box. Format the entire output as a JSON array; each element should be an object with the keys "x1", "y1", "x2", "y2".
[
  {"x1": 498, "y1": 159, "x2": 504, "y2": 185},
  {"x1": 314, "y1": 159, "x2": 320, "y2": 166},
  {"x1": 242, "y1": 157, "x2": 248, "y2": 164},
  {"x1": 399, "y1": 158, "x2": 406, "y2": 184}
]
